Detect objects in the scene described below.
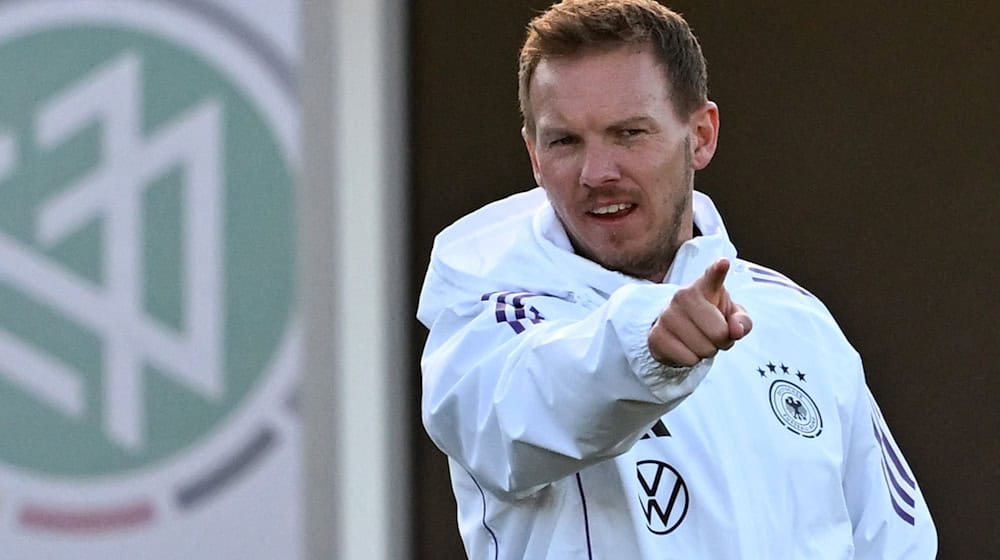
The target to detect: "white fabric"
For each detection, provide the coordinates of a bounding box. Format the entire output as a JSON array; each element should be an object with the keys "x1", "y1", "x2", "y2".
[{"x1": 418, "y1": 188, "x2": 936, "y2": 559}]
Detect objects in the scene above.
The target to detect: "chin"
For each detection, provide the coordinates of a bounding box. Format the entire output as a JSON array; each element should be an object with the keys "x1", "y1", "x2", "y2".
[
  {"x1": 578, "y1": 237, "x2": 654, "y2": 275},
  {"x1": 596, "y1": 253, "x2": 641, "y2": 275}
]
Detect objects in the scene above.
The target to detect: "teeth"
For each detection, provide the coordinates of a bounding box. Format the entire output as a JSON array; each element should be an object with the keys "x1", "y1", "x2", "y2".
[{"x1": 591, "y1": 203, "x2": 633, "y2": 215}]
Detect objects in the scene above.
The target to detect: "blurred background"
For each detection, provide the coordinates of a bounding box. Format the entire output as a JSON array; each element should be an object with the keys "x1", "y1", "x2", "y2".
[{"x1": 0, "y1": 1, "x2": 995, "y2": 559}]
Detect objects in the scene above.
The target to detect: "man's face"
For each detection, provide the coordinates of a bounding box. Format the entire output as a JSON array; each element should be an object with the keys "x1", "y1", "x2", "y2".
[{"x1": 523, "y1": 44, "x2": 717, "y2": 282}]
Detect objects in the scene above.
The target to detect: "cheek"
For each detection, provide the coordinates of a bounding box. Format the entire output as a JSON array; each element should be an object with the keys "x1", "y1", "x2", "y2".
[
  {"x1": 538, "y1": 158, "x2": 579, "y2": 192},
  {"x1": 645, "y1": 151, "x2": 687, "y2": 192}
]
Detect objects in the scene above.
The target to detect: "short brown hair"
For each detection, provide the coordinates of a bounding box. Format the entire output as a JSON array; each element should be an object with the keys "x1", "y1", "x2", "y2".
[{"x1": 518, "y1": 0, "x2": 708, "y2": 133}]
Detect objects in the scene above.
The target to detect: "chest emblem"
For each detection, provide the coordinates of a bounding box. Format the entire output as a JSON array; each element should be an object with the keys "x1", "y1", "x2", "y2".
[{"x1": 769, "y1": 380, "x2": 823, "y2": 438}]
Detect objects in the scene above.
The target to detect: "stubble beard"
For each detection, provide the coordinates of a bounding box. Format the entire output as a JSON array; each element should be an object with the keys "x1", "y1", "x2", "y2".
[
  {"x1": 595, "y1": 184, "x2": 689, "y2": 282},
  {"x1": 593, "y1": 145, "x2": 695, "y2": 282}
]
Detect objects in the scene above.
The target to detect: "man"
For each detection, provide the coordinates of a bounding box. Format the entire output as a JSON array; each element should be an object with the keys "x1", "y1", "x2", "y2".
[{"x1": 417, "y1": 1, "x2": 936, "y2": 558}]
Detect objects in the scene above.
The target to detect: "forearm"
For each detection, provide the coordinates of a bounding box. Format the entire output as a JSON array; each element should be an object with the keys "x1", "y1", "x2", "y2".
[{"x1": 421, "y1": 283, "x2": 710, "y2": 498}]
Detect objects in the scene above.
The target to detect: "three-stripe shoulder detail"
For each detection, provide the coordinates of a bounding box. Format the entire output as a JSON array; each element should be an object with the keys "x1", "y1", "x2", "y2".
[{"x1": 480, "y1": 291, "x2": 547, "y2": 334}]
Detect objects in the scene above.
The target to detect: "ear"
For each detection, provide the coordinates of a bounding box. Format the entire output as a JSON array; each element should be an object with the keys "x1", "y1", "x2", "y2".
[
  {"x1": 522, "y1": 126, "x2": 544, "y2": 187},
  {"x1": 689, "y1": 101, "x2": 720, "y2": 171}
]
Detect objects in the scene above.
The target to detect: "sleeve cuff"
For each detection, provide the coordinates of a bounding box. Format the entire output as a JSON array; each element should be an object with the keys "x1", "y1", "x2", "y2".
[
  {"x1": 626, "y1": 300, "x2": 715, "y2": 404},
  {"x1": 606, "y1": 283, "x2": 715, "y2": 406},
  {"x1": 635, "y1": 354, "x2": 714, "y2": 404}
]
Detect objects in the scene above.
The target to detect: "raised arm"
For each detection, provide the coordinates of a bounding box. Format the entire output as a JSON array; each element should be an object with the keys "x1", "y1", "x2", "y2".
[{"x1": 420, "y1": 259, "x2": 751, "y2": 499}]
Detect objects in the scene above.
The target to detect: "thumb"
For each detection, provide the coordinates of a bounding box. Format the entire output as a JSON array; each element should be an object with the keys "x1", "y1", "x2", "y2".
[{"x1": 694, "y1": 258, "x2": 730, "y2": 306}]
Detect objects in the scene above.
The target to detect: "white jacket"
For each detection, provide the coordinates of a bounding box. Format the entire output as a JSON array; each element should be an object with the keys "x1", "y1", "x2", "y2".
[{"x1": 418, "y1": 188, "x2": 936, "y2": 559}]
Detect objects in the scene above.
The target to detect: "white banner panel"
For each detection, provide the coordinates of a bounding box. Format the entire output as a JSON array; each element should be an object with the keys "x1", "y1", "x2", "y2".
[{"x1": 0, "y1": 1, "x2": 302, "y2": 558}]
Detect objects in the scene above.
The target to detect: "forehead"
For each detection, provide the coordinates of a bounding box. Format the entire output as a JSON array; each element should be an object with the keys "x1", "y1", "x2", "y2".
[{"x1": 530, "y1": 45, "x2": 676, "y2": 127}]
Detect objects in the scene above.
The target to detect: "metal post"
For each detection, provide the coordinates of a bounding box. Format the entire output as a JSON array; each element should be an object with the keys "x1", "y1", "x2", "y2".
[{"x1": 300, "y1": 1, "x2": 410, "y2": 559}]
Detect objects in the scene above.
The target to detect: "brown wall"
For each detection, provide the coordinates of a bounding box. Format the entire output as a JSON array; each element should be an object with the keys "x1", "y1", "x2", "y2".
[{"x1": 410, "y1": 2, "x2": 1000, "y2": 557}]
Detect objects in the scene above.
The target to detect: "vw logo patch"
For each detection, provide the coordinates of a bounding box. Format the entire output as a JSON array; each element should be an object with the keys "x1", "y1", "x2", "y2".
[
  {"x1": 769, "y1": 380, "x2": 823, "y2": 438},
  {"x1": 636, "y1": 460, "x2": 689, "y2": 535}
]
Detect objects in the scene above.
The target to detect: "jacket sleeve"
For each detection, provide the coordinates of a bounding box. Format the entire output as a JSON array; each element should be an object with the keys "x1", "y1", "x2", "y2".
[
  {"x1": 843, "y1": 359, "x2": 937, "y2": 558},
  {"x1": 419, "y1": 270, "x2": 712, "y2": 500}
]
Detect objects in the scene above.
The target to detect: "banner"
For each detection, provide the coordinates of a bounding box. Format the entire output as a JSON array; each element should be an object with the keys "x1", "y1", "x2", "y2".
[{"x1": 0, "y1": 1, "x2": 301, "y2": 557}]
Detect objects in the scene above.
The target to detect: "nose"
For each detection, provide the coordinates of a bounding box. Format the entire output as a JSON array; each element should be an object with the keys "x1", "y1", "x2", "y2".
[{"x1": 579, "y1": 143, "x2": 621, "y2": 188}]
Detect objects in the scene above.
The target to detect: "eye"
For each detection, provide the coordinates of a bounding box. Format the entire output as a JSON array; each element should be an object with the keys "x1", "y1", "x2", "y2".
[
  {"x1": 548, "y1": 136, "x2": 577, "y2": 147},
  {"x1": 621, "y1": 128, "x2": 646, "y2": 138}
]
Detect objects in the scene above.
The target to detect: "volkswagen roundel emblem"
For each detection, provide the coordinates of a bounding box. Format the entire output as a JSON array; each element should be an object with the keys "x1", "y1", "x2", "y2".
[
  {"x1": 636, "y1": 460, "x2": 689, "y2": 535},
  {"x1": 769, "y1": 380, "x2": 823, "y2": 438}
]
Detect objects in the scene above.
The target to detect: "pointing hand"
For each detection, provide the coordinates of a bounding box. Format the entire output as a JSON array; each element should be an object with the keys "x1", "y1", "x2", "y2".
[{"x1": 647, "y1": 258, "x2": 753, "y2": 367}]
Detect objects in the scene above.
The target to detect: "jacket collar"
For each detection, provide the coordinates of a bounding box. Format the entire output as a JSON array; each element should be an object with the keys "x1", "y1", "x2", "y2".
[{"x1": 532, "y1": 190, "x2": 738, "y2": 298}]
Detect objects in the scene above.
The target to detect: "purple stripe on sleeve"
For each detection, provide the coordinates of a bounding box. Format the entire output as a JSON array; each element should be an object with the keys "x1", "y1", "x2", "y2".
[
  {"x1": 494, "y1": 303, "x2": 508, "y2": 324},
  {"x1": 482, "y1": 291, "x2": 546, "y2": 334},
  {"x1": 884, "y1": 459, "x2": 917, "y2": 507},
  {"x1": 511, "y1": 293, "x2": 531, "y2": 320},
  {"x1": 747, "y1": 266, "x2": 783, "y2": 278},
  {"x1": 529, "y1": 306, "x2": 544, "y2": 324},
  {"x1": 881, "y1": 458, "x2": 917, "y2": 525},
  {"x1": 489, "y1": 292, "x2": 512, "y2": 324},
  {"x1": 873, "y1": 425, "x2": 916, "y2": 508},
  {"x1": 870, "y1": 416, "x2": 920, "y2": 524},
  {"x1": 494, "y1": 293, "x2": 519, "y2": 333},
  {"x1": 872, "y1": 419, "x2": 916, "y2": 489},
  {"x1": 750, "y1": 276, "x2": 812, "y2": 297}
]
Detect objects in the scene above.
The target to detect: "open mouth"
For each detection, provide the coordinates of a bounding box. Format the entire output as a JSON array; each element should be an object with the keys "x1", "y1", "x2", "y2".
[{"x1": 588, "y1": 202, "x2": 635, "y2": 218}]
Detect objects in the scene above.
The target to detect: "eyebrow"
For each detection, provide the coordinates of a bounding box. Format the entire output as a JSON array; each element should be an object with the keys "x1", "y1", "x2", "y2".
[
  {"x1": 534, "y1": 125, "x2": 574, "y2": 141},
  {"x1": 538, "y1": 115, "x2": 655, "y2": 133},
  {"x1": 609, "y1": 116, "x2": 656, "y2": 129}
]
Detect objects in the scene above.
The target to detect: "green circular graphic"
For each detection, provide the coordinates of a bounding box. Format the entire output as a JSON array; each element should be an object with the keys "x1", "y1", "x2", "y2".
[{"x1": 0, "y1": 22, "x2": 294, "y2": 477}]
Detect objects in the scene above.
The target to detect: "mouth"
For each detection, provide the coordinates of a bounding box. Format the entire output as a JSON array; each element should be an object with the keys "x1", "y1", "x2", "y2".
[{"x1": 587, "y1": 202, "x2": 635, "y2": 219}]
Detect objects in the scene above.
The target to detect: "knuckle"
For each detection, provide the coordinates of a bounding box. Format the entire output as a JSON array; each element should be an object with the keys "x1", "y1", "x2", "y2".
[
  {"x1": 671, "y1": 286, "x2": 697, "y2": 304},
  {"x1": 656, "y1": 310, "x2": 685, "y2": 333},
  {"x1": 693, "y1": 339, "x2": 719, "y2": 358},
  {"x1": 649, "y1": 333, "x2": 694, "y2": 367},
  {"x1": 708, "y1": 327, "x2": 731, "y2": 347}
]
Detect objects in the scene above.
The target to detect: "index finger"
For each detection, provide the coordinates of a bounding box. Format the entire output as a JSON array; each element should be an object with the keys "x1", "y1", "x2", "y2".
[{"x1": 695, "y1": 258, "x2": 730, "y2": 303}]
